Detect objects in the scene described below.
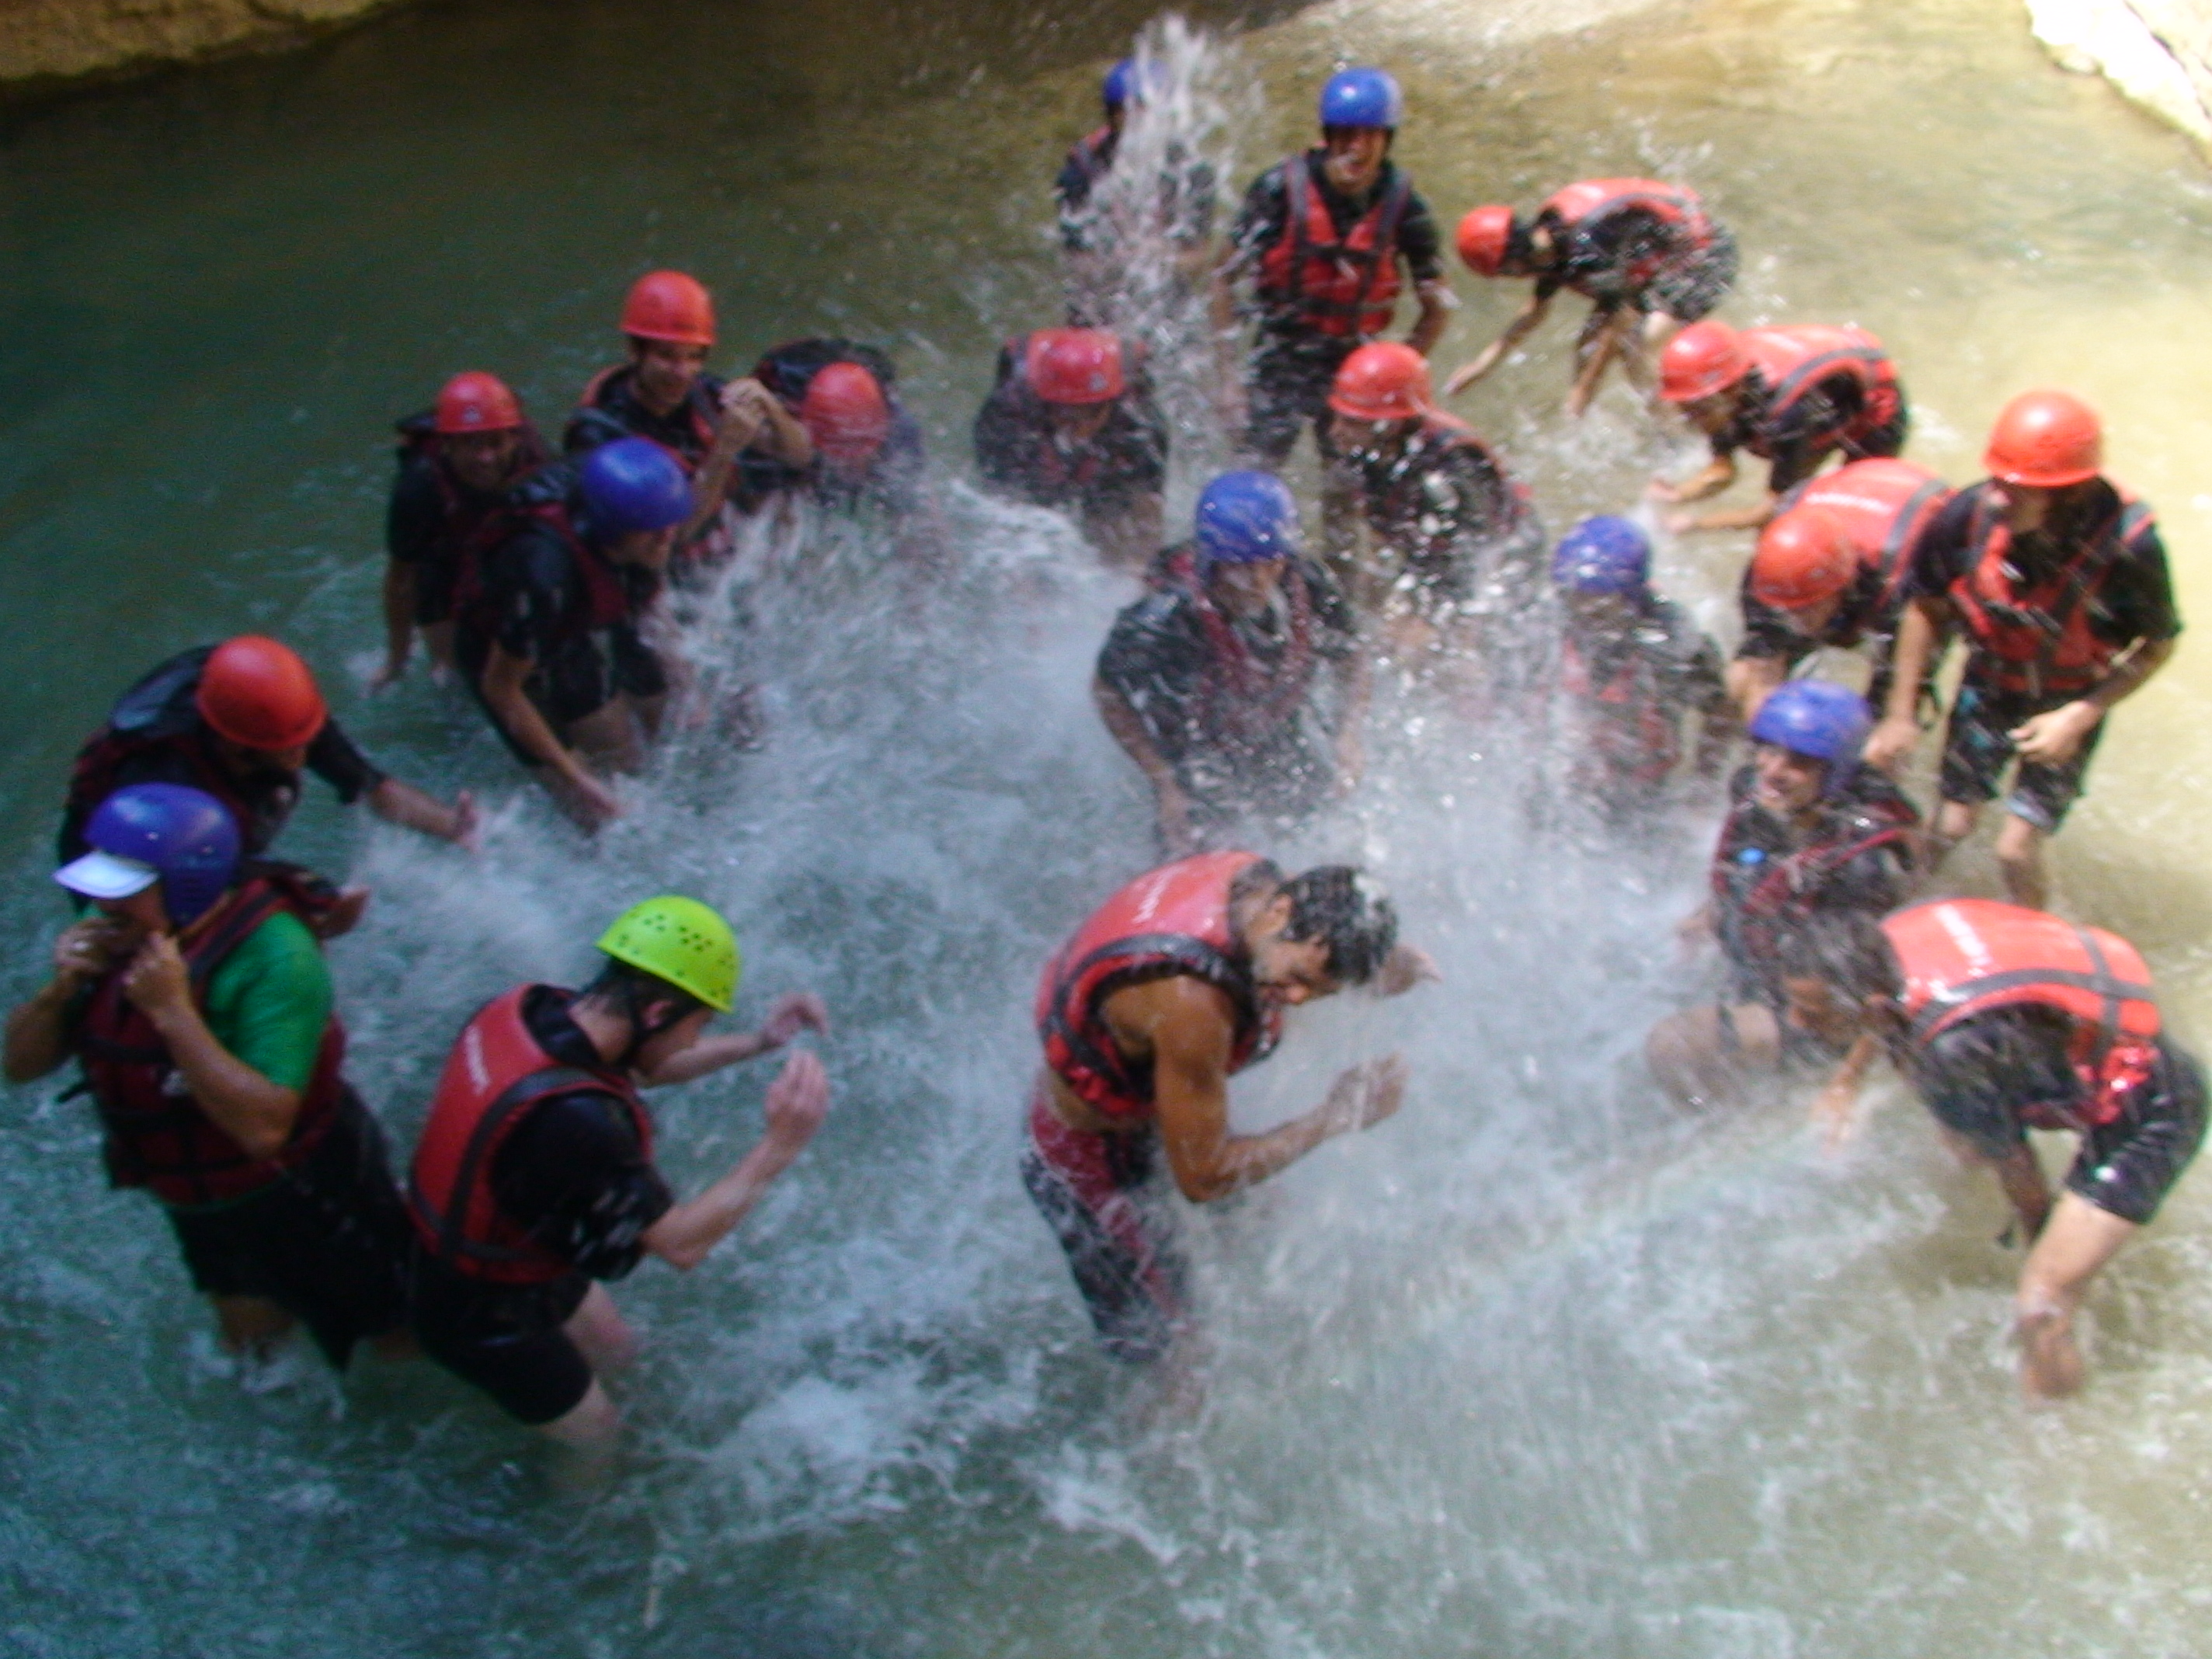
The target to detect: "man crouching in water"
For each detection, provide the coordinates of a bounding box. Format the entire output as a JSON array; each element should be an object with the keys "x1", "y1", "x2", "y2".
[{"x1": 1024, "y1": 853, "x2": 1435, "y2": 1365}]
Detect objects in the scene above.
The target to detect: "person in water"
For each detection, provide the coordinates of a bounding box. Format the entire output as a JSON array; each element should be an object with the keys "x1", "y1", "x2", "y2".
[
  {"x1": 455, "y1": 438, "x2": 690, "y2": 832},
  {"x1": 1862, "y1": 391, "x2": 2179, "y2": 910},
  {"x1": 1213, "y1": 67, "x2": 1455, "y2": 569},
  {"x1": 1651, "y1": 320, "x2": 1908, "y2": 534},
  {"x1": 1443, "y1": 178, "x2": 1737, "y2": 416},
  {"x1": 1325, "y1": 341, "x2": 1546, "y2": 673},
  {"x1": 1056, "y1": 55, "x2": 1217, "y2": 325},
  {"x1": 738, "y1": 339, "x2": 930, "y2": 526},
  {"x1": 563, "y1": 270, "x2": 814, "y2": 568},
  {"x1": 5, "y1": 784, "x2": 412, "y2": 1373},
  {"x1": 1025, "y1": 853, "x2": 1433, "y2": 1362},
  {"x1": 1547, "y1": 516, "x2": 1730, "y2": 814},
  {"x1": 1647, "y1": 681, "x2": 1919, "y2": 1108},
  {"x1": 377, "y1": 370, "x2": 549, "y2": 690},
  {"x1": 1793, "y1": 901, "x2": 2203, "y2": 1400},
  {"x1": 972, "y1": 325, "x2": 1167, "y2": 569},
  {"x1": 1727, "y1": 458, "x2": 1954, "y2": 722},
  {"x1": 408, "y1": 896, "x2": 830, "y2": 1449},
  {"x1": 1094, "y1": 471, "x2": 1367, "y2": 854},
  {"x1": 62, "y1": 635, "x2": 476, "y2": 871}
]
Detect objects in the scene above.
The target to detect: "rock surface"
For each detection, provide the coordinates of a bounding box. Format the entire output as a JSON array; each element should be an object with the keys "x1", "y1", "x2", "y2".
[
  {"x1": 0, "y1": 0, "x2": 408, "y2": 90},
  {"x1": 2028, "y1": 0, "x2": 2212, "y2": 146}
]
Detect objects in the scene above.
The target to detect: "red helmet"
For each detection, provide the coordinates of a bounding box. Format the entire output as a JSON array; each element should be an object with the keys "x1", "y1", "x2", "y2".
[
  {"x1": 195, "y1": 636, "x2": 328, "y2": 752},
  {"x1": 1328, "y1": 341, "x2": 1431, "y2": 421},
  {"x1": 434, "y1": 370, "x2": 524, "y2": 436},
  {"x1": 1657, "y1": 321, "x2": 1750, "y2": 403},
  {"x1": 1024, "y1": 329, "x2": 1126, "y2": 405},
  {"x1": 1984, "y1": 388, "x2": 2102, "y2": 488},
  {"x1": 1750, "y1": 506, "x2": 1857, "y2": 610},
  {"x1": 621, "y1": 270, "x2": 716, "y2": 348},
  {"x1": 1455, "y1": 205, "x2": 1515, "y2": 276},
  {"x1": 801, "y1": 363, "x2": 892, "y2": 464}
]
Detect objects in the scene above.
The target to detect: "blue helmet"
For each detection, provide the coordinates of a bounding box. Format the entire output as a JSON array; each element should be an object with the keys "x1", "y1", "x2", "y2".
[
  {"x1": 1748, "y1": 680, "x2": 1872, "y2": 791},
  {"x1": 1319, "y1": 67, "x2": 1403, "y2": 131},
  {"x1": 1552, "y1": 516, "x2": 1651, "y2": 595},
  {"x1": 57, "y1": 783, "x2": 240, "y2": 925},
  {"x1": 1195, "y1": 471, "x2": 1299, "y2": 565},
  {"x1": 580, "y1": 437, "x2": 692, "y2": 536},
  {"x1": 1102, "y1": 57, "x2": 1149, "y2": 110}
]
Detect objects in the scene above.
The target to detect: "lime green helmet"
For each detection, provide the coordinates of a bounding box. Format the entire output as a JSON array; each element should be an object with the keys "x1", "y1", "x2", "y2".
[{"x1": 595, "y1": 895, "x2": 739, "y2": 1014}]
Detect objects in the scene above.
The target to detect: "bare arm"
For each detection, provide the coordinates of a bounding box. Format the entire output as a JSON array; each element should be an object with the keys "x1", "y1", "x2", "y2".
[
  {"x1": 123, "y1": 934, "x2": 299, "y2": 1161},
  {"x1": 643, "y1": 1049, "x2": 830, "y2": 1270},
  {"x1": 1130, "y1": 977, "x2": 1406, "y2": 1203},
  {"x1": 5, "y1": 919, "x2": 128, "y2": 1082},
  {"x1": 1650, "y1": 451, "x2": 1736, "y2": 506},
  {"x1": 1672, "y1": 492, "x2": 1778, "y2": 535},
  {"x1": 2011, "y1": 635, "x2": 2176, "y2": 767},
  {"x1": 1094, "y1": 674, "x2": 1196, "y2": 854},
  {"x1": 1864, "y1": 597, "x2": 1947, "y2": 770},
  {"x1": 373, "y1": 562, "x2": 417, "y2": 690},
  {"x1": 482, "y1": 644, "x2": 621, "y2": 820},
  {"x1": 1405, "y1": 279, "x2": 1455, "y2": 359},
  {"x1": 367, "y1": 777, "x2": 478, "y2": 847},
  {"x1": 635, "y1": 993, "x2": 829, "y2": 1088},
  {"x1": 1443, "y1": 290, "x2": 1551, "y2": 396},
  {"x1": 1725, "y1": 655, "x2": 1786, "y2": 724}
]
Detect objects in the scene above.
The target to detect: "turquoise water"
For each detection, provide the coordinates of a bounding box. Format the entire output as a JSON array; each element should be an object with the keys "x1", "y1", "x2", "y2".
[{"x1": 5, "y1": 1, "x2": 2212, "y2": 1654}]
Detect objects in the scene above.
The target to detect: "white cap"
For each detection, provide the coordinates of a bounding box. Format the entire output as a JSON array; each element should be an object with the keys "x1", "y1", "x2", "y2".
[{"x1": 54, "y1": 850, "x2": 160, "y2": 901}]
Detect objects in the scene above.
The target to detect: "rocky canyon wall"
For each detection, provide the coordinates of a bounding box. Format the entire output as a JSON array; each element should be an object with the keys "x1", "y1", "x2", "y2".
[
  {"x1": 0, "y1": 0, "x2": 408, "y2": 91},
  {"x1": 2029, "y1": 0, "x2": 2212, "y2": 147}
]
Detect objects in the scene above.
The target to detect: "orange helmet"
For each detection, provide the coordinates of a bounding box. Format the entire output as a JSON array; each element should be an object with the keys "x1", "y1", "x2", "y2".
[
  {"x1": 1455, "y1": 205, "x2": 1516, "y2": 276},
  {"x1": 434, "y1": 370, "x2": 524, "y2": 436},
  {"x1": 620, "y1": 270, "x2": 716, "y2": 348},
  {"x1": 1750, "y1": 506, "x2": 1857, "y2": 610},
  {"x1": 1657, "y1": 321, "x2": 1750, "y2": 403},
  {"x1": 196, "y1": 636, "x2": 328, "y2": 752},
  {"x1": 1328, "y1": 341, "x2": 1431, "y2": 422},
  {"x1": 1984, "y1": 388, "x2": 2102, "y2": 488},
  {"x1": 1024, "y1": 329, "x2": 1125, "y2": 405},
  {"x1": 801, "y1": 362, "x2": 892, "y2": 464}
]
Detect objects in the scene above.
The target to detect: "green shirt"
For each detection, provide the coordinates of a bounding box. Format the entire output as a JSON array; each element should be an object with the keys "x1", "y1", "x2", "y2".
[{"x1": 199, "y1": 909, "x2": 332, "y2": 1092}]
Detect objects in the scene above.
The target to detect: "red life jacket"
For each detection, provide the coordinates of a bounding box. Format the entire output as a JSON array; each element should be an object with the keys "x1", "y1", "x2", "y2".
[
  {"x1": 1778, "y1": 458, "x2": 1953, "y2": 621},
  {"x1": 991, "y1": 331, "x2": 1147, "y2": 496},
  {"x1": 1149, "y1": 545, "x2": 1321, "y2": 743},
  {"x1": 1946, "y1": 484, "x2": 2157, "y2": 699},
  {"x1": 1035, "y1": 852, "x2": 1285, "y2": 1123},
  {"x1": 1065, "y1": 124, "x2": 1117, "y2": 193},
  {"x1": 1710, "y1": 781, "x2": 1919, "y2": 969},
  {"x1": 409, "y1": 986, "x2": 655, "y2": 1285},
  {"x1": 1539, "y1": 177, "x2": 1713, "y2": 291},
  {"x1": 1255, "y1": 154, "x2": 1412, "y2": 339},
  {"x1": 1740, "y1": 325, "x2": 1901, "y2": 457},
  {"x1": 1559, "y1": 631, "x2": 1682, "y2": 788},
  {"x1": 1883, "y1": 899, "x2": 2162, "y2": 1131},
  {"x1": 74, "y1": 872, "x2": 349, "y2": 1209},
  {"x1": 450, "y1": 471, "x2": 639, "y2": 651}
]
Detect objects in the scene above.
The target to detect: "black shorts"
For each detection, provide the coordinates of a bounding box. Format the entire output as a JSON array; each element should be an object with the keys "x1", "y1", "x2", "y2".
[
  {"x1": 163, "y1": 1092, "x2": 410, "y2": 1369},
  {"x1": 1643, "y1": 225, "x2": 1738, "y2": 324},
  {"x1": 410, "y1": 1252, "x2": 596, "y2": 1427},
  {"x1": 1937, "y1": 680, "x2": 2107, "y2": 831},
  {"x1": 1243, "y1": 336, "x2": 1355, "y2": 470},
  {"x1": 1021, "y1": 1087, "x2": 1184, "y2": 1364},
  {"x1": 2064, "y1": 1045, "x2": 2207, "y2": 1226},
  {"x1": 403, "y1": 554, "x2": 460, "y2": 628}
]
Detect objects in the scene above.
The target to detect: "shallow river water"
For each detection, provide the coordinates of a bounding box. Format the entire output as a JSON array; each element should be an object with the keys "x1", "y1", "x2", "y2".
[{"x1": 4, "y1": 1, "x2": 2212, "y2": 1654}]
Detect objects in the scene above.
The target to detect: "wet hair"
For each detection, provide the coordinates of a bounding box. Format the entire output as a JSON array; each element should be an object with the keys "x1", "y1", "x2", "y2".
[
  {"x1": 1776, "y1": 916, "x2": 1904, "y2": 1005},
  {"x1": 582, "y1": 957, "x2": 707, "y2": 1025},
  {"x1": 1278, "y1": 864, "x2": 1400, "y2": 986}
]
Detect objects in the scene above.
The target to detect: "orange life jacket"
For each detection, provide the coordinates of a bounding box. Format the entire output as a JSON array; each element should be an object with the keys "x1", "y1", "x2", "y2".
[
  {"x1": 408, "y1": 986, "x2": 654, "y2": 1285},
  {"x1": 1882, "y1": 898, "x2": 2162, "y2": 1130},
  {"x1": 75, "y1": 872, "x2": 349, "y2": 1209},
  {"x1": 1035, "y1": 853, "x2": 1285, "y2": 1123},
  {"x1": 1946, "y1": 483, "x2": 2158, "y2": 699},
  {"x1": 1740, "y1": 325, "x2": 1901, "y2": 456},
  {"x1": 1255, "y1": 154, "x2": 1411, "y2": 339}
]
